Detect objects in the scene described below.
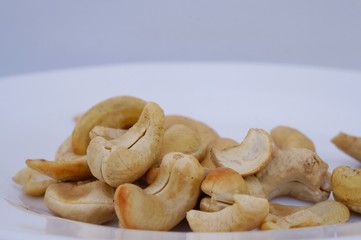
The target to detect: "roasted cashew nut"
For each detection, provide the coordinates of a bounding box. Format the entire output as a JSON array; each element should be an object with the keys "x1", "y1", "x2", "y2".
[
  {"x1": 72, "y1": 96, "x2": 146, "y2": 155},
  {"x1": 187, "y1": 194, "x2": 269, "y2": 232},
  {"x1": 211, "y1": 128, "x2": 273, "y2": 176},
  {"x1": 114, "y1": 152, "x2": 205, "y2": 231},
  {"x1": 87, "y1": 102, "x2": 164, "y2": 187},
  {"x1": 332, "y1": 132, "x2": 361, "y2": 162},
  {"x1": 332, "y1": 165, "x2": 361, "y2": 213},
  {"x1": 44, "y1": 180, "x2": 115, "y2": 224},
  {"x1": 270, "y1": 125, "x2": 316, "y2": 151},
  {"x1": 255, "y1": 147, "x2": 331, "y2": 202}
]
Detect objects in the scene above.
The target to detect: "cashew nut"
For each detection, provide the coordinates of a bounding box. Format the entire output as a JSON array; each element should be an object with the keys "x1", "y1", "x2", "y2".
[
  {"x1": 72, "y1": 96, "x2": 146, "y2": 155},
  {"x1": 86, "y1": 102, "x2": 164, "y2": 187},
  {"x1": 270, "y1": 125, "x2": 316, "y2": 151},
  {"x1": 201, "y1": 167, "x2": 248, "y2": 204},
  {"x1": 12, "y1": 167, "x2": 57, "y2": 196},
  {"x1": 201, "y1": 138, "x2": 238, "y2": 169},
  {"x1": 332, "y1": 165, "x2": 361, "y2": 214},
  {"x1": 55, "y1": 135, "x2": 87, "y2": 162},
  {"x1": 269, "y1": 203, "x2": 307, "y2": 217},
  {"x1": 164, "y1": 115, "x2": 219, "y2": 161},
  {"x1": 26, "y1": 158, "x2": 93, "y2": 182},
  {"x1": 332, "y1": 132, "x2": 361, "y2": 162},
  {"x1": 261, "y1": 200, "x2": 349, "y2": 230},
  {"x1": 186, "y1": 194, "x2": 269, "y2": 232},
  {"x1": 114, "y1": 152, "x2": 205, "y2": 231},
  {"x1": 89, "y1": 126, "x2": 127, "y2": 140},
  {"x1": 44, "y1": 180, "x2": 115, "y2": 224},
  {"x1": 255, "y1": 147, "x2": 331, "y2": 202},
  {"x1": 211, "y1": 128, "x2": 273, "y2": 176}
]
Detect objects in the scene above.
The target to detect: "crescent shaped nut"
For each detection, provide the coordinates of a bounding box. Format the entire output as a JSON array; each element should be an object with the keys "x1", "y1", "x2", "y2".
[
  {"x1": 211, "y1": 128, "x2": 272, "y2": 176},
  {"x1": 87, "y1": 102, "x2": 165, "y2": 187},
  {"x1": 114, "y1": 152, "x2": 205, "y2": 231},
  {"x1": 186, "y1": 194, "x2": 269, "y2": 232},
  {"x1": 72, "y1": 96, "x2": 146, "y2": 155}
]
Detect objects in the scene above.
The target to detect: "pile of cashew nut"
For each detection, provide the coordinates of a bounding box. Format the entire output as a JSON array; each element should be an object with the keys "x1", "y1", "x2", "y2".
[{"x1": 12, "y1": 95, "x2": 361, "y2": 232}]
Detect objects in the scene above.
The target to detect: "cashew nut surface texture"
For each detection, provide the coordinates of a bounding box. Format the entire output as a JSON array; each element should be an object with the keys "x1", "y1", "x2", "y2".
[
  {"x1": 255, "y1": 147, "x2": 331, "y2": 202},
  {"x1": 201, "y1": 138, "x2": 238, "y2": 169},
  {"x1": 44, "y1": 180, "x2": 115, "y2": 224},
  {"x1": 211, "y1": 128, "x2": 273, "y2": 176},
  {"x1": 72, "y1": 96, "x2": 146, "y2": 155},
  {"x1": 114, "y1": 152, "x2": 205, "y2": 231},
  {"x1": 87, "y1": 102, "x2": 165, "y2": 187},
  {"x1": 187, "y1": 194, "x2": 269, "y2": 232},
  {"x1": 332, "y1": 132, "x2": 361, "y2": 162},
  {"x1": 332, "y1": 165, "x2": 361, "y2": 214},
  {"x1": 270, "y1": 126, "x2": 316, "y2": 151}
]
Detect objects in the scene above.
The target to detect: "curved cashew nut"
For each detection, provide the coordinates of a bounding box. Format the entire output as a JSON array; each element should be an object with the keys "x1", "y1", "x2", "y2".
[
  {"x1": 44, "y1": 180, "x2": 115, "y2": 224},
  {"x1": 270, "y1": 126, "x2": 316, "y2": 151},
  {"x1": 332, "y1": 132, "x2": 361, "y2": 162},
  {"x1": 261, "y1": 200, "x2": 349, "y2": 230},
  {"x1": 72, "y1": 96, "x2": 146, "y2": 155},
  {"x1": 332, "y1": 165, "x2": 361, "y2": 213},
  {"x1": 186, "y1": 194, "x2": 269, "y2": 232},
  {"x1": 255, "y1": 147, "x2": 331, "y2": 202},
  {"x1": 114, "y1": 152, "x2": 205, "y2": 231},
  {"x1": 211, "y1": 128, "x2": 273, "y2": 176},
  {"x1": 87, "y1": 102, "x2": 164, "y2": 187},
  {"x1": 164, "y1": 115, "x2": 219, "y2": 161}
]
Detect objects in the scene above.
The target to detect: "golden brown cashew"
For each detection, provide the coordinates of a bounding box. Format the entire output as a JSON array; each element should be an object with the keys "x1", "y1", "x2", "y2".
[
  {"x1": 332, "y1": 132, "x2": 361, "y2": 162},
  {"x1": 13, "y1": 167, "x2": 57, "y2": 196},
  {"x1": 72, "y1": 96, "x2": 146, "y2": 155},
  {"x1": 255, "y1": 147, "x2": 331, "y2": 202},
  {"x1": 332, "y1": 165, "x2": 361, "y2": 213},
  {"x1": 164, "y1": 115, "x2": 219, "y2": 161},
  {"x1": 44, "y1": 180, "x2": 115, "y2": 224},
  {"x1": 270, "y1": 126, "x2": 316, "y2": 151},
  {"x1": 211, "y1": 128, "x2": 273, "y2": 176},
  {"x1": 187, "y1": 194, "x2": 269, "y2": 232},
  {"x1": 114, "y1": 152, "x2": 205, "y2": 231},
  {"x1": 26, "y1": 159, "x2": 93, "y2": 182},
  {"x1": 87, "y1": 102, "x2": 164, "y2": 187},
  {"x1": 261, "y1": 200, "x2": 349, "y2": 230}
]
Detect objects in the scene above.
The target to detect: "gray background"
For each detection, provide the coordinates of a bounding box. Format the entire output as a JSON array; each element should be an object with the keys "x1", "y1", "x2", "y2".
[{"x1": 1, "y1": 0, "x2": 361, "y2": 77}]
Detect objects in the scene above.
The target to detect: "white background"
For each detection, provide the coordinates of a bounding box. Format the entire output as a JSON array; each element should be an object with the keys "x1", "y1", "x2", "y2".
[{"x1": 1, "y1": 0, "x2": 361, "y2": 77}]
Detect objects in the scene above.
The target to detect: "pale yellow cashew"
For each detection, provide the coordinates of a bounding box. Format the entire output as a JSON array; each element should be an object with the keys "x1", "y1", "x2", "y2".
[
  {"x1": 114, "y1": 152, "x2": 205, "y2": 231},
  {"x1": 87, "y1": 102, "x2": 164, "y2": 187},
  {"x1": 44, "y1": 180, "x2": 115, "y2": 224},
  {"x1": 332, "y1": 132, "x2": 361, "y2": 162},
  {"x1": 72, "y1": 96, "x2": 146, "y2": 155},
  {"x1": 270, "y1": 125, "x2": 316, "y2": 151}
]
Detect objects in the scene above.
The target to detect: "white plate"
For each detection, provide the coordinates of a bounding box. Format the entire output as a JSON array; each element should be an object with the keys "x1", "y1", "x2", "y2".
[{"x1": 1, "y1": 62, "x2": 361, "y2": 240}]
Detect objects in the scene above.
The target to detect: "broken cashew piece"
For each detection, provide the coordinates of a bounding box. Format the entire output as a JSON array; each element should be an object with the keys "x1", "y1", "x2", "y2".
[
  {"x1": 332, "y1": 132, "x2": 361, "y2": 162},
  {"x1": 332, "y1": 165, "x2": 361, "y2": 214},
  {"x1": 72, "y1": 96, "x2": 146, "y2": 155},
  {"x1": 187, "y1": 194, "x2": 269, "y2": 232},
  {"x1": 261, "y1": 200, "x2": 349, "y2": 230},
  {"x1": 114, "y1": 152, "x2": 205, "y2": 231},
  {"x1": 13, "y1": 167, "x2": 57, "y2": 196},
  {"x1": 44, "y1": 180, "x2": 115, "y2": 224},
  {"x1": 270, "y1": 125, "x2": 316, "y2": 151},
  {"x1": 26, "y1": 158, "x2": 93, "y2": 182},
  {"x1": 164, "y1": 115, "x2": 219, "y2": 161},
  {"x1": 87, "y1": 102, "x2": 164, "y2": 187},
  {"x1": 211, "y1": 128, "x2": 272, "y2": 176}
]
